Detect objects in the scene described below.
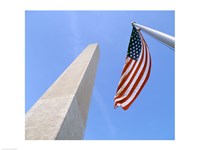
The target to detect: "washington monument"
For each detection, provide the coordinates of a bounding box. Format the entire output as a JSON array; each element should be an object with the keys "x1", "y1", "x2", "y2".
[{"x1": 25, "y1": 43, "x2": 100, "y2": 140}]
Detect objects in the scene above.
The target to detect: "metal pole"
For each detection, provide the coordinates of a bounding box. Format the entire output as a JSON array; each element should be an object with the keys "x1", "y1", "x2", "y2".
[{"x1": 132, "y1": 22, "x2": 175, "y2": 49}]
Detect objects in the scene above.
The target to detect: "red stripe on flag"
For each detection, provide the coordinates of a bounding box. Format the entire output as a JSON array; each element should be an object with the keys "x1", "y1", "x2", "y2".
[{"x1": 116, "y1": 58, "x2": 134, "y2": 92}]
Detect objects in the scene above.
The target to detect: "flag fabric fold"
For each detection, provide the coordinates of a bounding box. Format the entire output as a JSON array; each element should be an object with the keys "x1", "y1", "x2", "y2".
[{"x1": 114, "y1": 26, "x2": 151, "y2": 110}]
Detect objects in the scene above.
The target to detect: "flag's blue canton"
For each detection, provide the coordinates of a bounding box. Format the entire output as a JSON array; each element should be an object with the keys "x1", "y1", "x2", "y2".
[{"x1": 127, "y1": 26, "x2": 142, "y2": 60}]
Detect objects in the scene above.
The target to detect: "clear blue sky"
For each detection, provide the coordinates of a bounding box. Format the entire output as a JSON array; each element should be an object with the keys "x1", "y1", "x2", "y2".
[{"x1": 25, "y1": 11, "x2": 174, "y2": 140}]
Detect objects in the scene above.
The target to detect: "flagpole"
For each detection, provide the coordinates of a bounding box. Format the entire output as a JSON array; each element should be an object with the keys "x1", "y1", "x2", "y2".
[{"x1": 132, "y1": 22, "x2": 175, "y2": 49}]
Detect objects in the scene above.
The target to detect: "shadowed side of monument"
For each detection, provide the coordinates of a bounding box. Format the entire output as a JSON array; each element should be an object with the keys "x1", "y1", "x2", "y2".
[{"x1": 25, "y1": 43, "x2": 100, "y2": 140}]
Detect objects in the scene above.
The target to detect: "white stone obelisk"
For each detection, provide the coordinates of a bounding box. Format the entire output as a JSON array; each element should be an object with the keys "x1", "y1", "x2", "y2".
[{"x1": 25, "y1": 43, "x2": 100, "y2": 140}]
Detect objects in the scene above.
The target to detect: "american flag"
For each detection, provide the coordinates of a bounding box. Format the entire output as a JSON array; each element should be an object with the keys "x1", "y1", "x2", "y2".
[{"x1": 114, "y1": 26, "x2": 151, "y2": 110}]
